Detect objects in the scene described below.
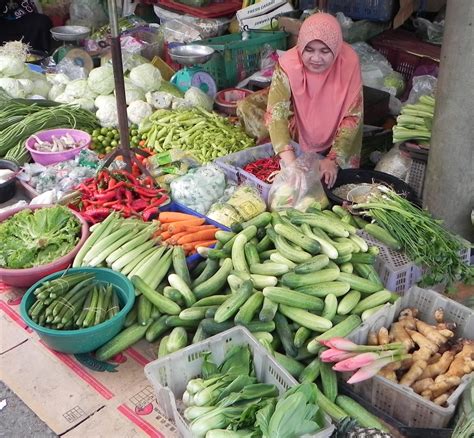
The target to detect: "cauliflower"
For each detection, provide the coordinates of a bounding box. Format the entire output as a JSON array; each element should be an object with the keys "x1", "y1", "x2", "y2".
[
  {"x1": 120, "y1": 79, "x2": 145, "y2": 105},
  {"x1": 46, "y1": 73, "x2": 71, "y2": 86},
  {"x1": 145, "y1": 91, "x2": 173, "y2": 109},
  {"x1": 54, "y1": 92, "x2": 74, "y2": 104},
  {"x1": 127, "y1": 100, "x2": 153, "y2": 125},
  {"x1": 129, "y1": 63, "x2": 162, "y2": 92},
  {"x1": 87, "y1": 65, "x2": 115, "y2": 95},
  {"x1": 17, "y1": 79, "x2": 34, "y2": 95},
  {"x1": 94, "y1": 94, "x2": 116, "y2": 109},
  {"x1": 65, "y1": 79, "x2": 96, "y2": 100},
  {"x1": 48, "y1": 84, "x2": 66, "y2": 101},
  {"x1": 71, "y1": 98, "x2": 95, "y2": 112},
  {"x1": 32, "y1": 78, "x2": 51, "y2": 98},
  {"x1": 184, "y1": 87, "x2": 214, "y2": 111},
  {"x1": 0, "y1": 55, "x2": 25, "y2": 77},
  {"x1": 96, "y1": 104, "x2": 118, "y2": 128},
  {"x1": 171, "y1": 97, "x2": 193, "y2": 110},
  {"x1": 0, "y1": 78, "x2": 26, "y2": 98}
]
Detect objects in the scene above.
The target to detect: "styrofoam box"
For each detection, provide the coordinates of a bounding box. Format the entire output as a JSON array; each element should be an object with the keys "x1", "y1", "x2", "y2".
[
  {"x1": 344, "y1": 286, "x2": 474, "y2": 429},
  {"x1": 144, "y1": 326, "x2": 334, "y2": 438},
  {"x1": 358, "y1": 230, "x2": 471, "y2": 295}
]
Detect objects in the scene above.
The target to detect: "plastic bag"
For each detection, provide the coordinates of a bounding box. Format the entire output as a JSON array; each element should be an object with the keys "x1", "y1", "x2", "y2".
[
  {"x1": 375, "y1": 144, "x2": 412, "y2": 180},
  {"x1": 269, "y1": 153, "x2": 328, "y2": 211},
  {"x1": 336, "y1": 12, "x2": 388, "y2": 43},
  {"x1": 55, "y1": 57, "x2": 87, "y2": 80},
  {"x1": 406, "y1": 75, "x2": 437, "y2": 105},
  {"x1": 236, "y1": 89, "x2": 270, "y2": 142},
  {"x1": 69, "y1": 0, "x2": 108, "y2": 29},
  {"x1": 413, "y1": 17, "x2": 444, "y2": 45}
]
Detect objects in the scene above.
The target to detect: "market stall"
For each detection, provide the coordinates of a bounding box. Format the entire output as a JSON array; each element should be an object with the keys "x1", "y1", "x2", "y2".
[{"x1": 1, "y1": 0, "x2": 472, "y2": 437}]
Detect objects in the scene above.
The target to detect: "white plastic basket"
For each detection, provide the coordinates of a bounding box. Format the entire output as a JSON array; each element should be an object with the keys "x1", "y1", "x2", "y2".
[
  {"x1": 406, "y1": 158, "x2": 426, "y2": 200},
  {"x1": 144, "y1": 326, "x2": 334, "y2": 438},
  {"x1": 358, "y1": 230, "x2": 471, "y2": 295},
  {"x1": 344, "y1": 286, "x2": 474, "y2": 428}
]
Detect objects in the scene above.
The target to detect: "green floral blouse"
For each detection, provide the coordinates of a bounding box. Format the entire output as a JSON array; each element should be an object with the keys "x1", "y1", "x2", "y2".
[{"x1": 266, "y1": 64, "x2": 363, "y2": 168}]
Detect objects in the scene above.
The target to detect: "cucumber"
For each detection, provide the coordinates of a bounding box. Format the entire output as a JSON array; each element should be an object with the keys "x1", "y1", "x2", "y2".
[
  {"x1": 214, "y1": 280, "x2": 253, "y2": 323},
  {"x1": 321, "y1": 294, "x2": 338, "y2": 321},
  {"x1": 364, "y1": 223, "x2": 401, "y2": 250},
  {"x1": 350, "y1": 253, "x2": 376, "y2": 265},
  {"x1": 274, "y1": 223, "x2": 321, "y2": 254},
  {"x1": 123, "y1": 300, "x2": 139, "y2": 328},
  {"x1": 250, "y1": 274, "x2": 278, "y2": 289},
  {"x1": 244, "y1": 242, "x2": 260, "y2": 266},
  {"x1": 96, "y1": 322, "x2": 151, "y2": 361},
  {"x1": 165, "y1": 316, "x2": 200, "y2": 329},
  {"x1": 233, "y1": 211, "x2": 272, "y2": 232},
  {"x1": 348, "y1": 234, "x2": 369, "y2": 253},
  {"x1": 145, "y1": 315, "x2": 169, "y2": 342},
  {"x1": 274, "y1": 312, "x2": 298, "y2": 357},
  {"x1": 166, "y1": 327, "x2": 187, "y2": 353},
  {"x1": 337, "y1": 290, "x2": 361, "y2": 315},
  {"x1": 138, "y1": 294, "x2": 153, "y2": 326},
  {"x1": 231, "y1": 233, "x2": 249, "y2": 273},
  {"x1": 250, "y1": 263, "x2": 289, "y2": 276},
  {"x1": 294, "y1": 326, "x2": 312, "y2": 348},
  {"x1": 300, "y1": 223, "x2": 338, "y2": 260},
  {"x1": 179, "y1": 306, "x2": 212, "y2": 321},
  {"x1": 296, "y1": 281, "x2": 351, "y2": 298},
  {"x1": 132, "y1": 276, "x2": 182, "y2": 315},
  {"x1": 351, "y1": 290, "x2": 392, "y2": 314},
  {"x1": 281, "y1": 268, "x2": 340, "y2": 288},
  {"x1": 234, "y1": 292, "x2": 264, "y2": 325},
  {"x1": 308, "y1": 314, "x2": 361, "y2": 353},
  {"x1": 163, "y1": 287, "x2": 184, "y2": 305},
  {"x1": 192, "y1": 295, "x2": 229, "y2": 307},
  {"x1": 270, "y1": 252, "x2": 297, "y2": 269},
  {"x1": 193, "y1": 258, "x2": 233, "y2": 299},
  {"x1": 337, "y1": 272, "x2": 384, "y2": 293},
  {"x1": 361, "y1": 304, "x2": 385, "y2": 322},
  {"x1": 201, "y1": 318, "x2": 234, "y2": 336},
  {"x1": 215, "y1": 230, "x2": 236, "y2": 244},
  {"x1": 340, "y1": 262, "x2": 353, "y2": 274},
  {"x1": 191, "y1": 258, "x2": 219, "y2": 288},
  {"x1": 274, "y1": 351, "x2": 305, "y2": 379},
  {"x1": 269, "y1": 230, "x2": 312, "y2": 264},
  {"x1": 158, "y1": 335, "x2": 170, "y2": 358},
  {"x1": 192, "y1": 321, "x2": 207, "y2": 344},
  {"x1": 335, "y1": 395, "x2": 388, "y2": 431},
  {"x1": 262, "y1": 287, "x2": 324, "y2": 311},
  {"x1": 320, "y1": 361, "x2": 338, "y2": 402},
  {"x1": 256, "y1": 234, "x2": 273, "y2": 253},
  {"x1": 242, "y1": 320, "x2": 275, "y2": 333},
  {"x1": 294, "y1": 254, "x2": 330, "y2": 274},
  {"x1": 279, "y1": 305, "x2": 332, "y2": 332},
  {"x1": 259, "y1": 297, "x2": 279, "y2": 322},
  {"x1": 207, "y1": 249, "x2": 230, "y2": 260},
  {"x1": 168, "y1": 273, "x2": 196, "y2": 307},
  {"x1": 223, "y1": 225, "x2": 257, "y2": 251},
  {"x1": 299, "y1": 357, "x2": 321, "y2": 383},
  {"x1": 172, "y1": 246, "x2": 191, "y2": 287},
  {"x1": 314, "y1": 385, "x2": 348, "y2": 422},
  {"x1": 259, "y1": 249, "x2": 278, "y2": 261},
  {"x1": 290, "y1": 214, "x2": 349, "y2": 238}
]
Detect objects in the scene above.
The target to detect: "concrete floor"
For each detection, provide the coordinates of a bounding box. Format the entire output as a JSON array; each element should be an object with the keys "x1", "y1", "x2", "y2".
[{"x1": 0, "y1": 381, "x2": 57, "y2": 438}]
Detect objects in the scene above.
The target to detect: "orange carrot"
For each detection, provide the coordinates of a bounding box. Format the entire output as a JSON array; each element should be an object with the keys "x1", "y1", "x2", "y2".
[
  {"x1": 158, "y1": 212, "x2": 200, "y2": 223},
  {"x1": 177, "y1": 230, "x2": 217, "y2": 245},
  {"x1": 160, "y1": 231, "x2": 172, "y2": 241},
  {"x1": 167, "y1": 218, "x2": 207, "y2": 233},
  {"x1": 169, "y1": 231, "x2": 189, "y2": 245},
  {"x1": 183, "y1": 224, "x2": 218, "y2": 233},
  {"x1": 182, "y1": 240, "x2": 217, "y2": 254}
]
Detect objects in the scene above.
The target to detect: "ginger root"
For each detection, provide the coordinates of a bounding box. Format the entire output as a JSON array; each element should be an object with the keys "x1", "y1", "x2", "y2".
[
  {"x1": 434, "y1": 307, "x2": 444, "y2": 324},
  {"x1": 368, "y1": 330, "x2": 379, "y2": 346},
  {"x1": 390, "y1": 322, "x2": 414, "y2": 352},
  {"x1": 415, "y1": 319, "x2": 453, "y2": 347},
  {"x1": 378, "y1": 368, "x2": 398, "y2": 382},
  {"x1": 444, "y1": 340, "x2": 474, "y2": 378},
  {"x1": 412, "y1": 377, "x2": 434, "y2": 394},
  {"x1": 378, "y1": 326, "x2": 390, "y2": 345},
  {"x1": 428, "y1": 353, "x2": 441, "y2": 364},
  {"x1": 431, "y1": 375, "x2": 461, "y2": 398},
  {"x1": 419, "y1": 350, "x2": 455, "y2": 380},
  {"x1": 398, "y1": 308, "x2": 418, "y2": 330},
  {"x1": 421, "y1": 389, "x2": 432, "y2": 400},
  {"x1": 433, "y1": 393, "x2": 450, "y2": 406},
  {"x1": 408, "y1": 330, "x2": 439, "y2": 361},
  {"x1": 400, "y1": 360, "x2": 427, "y2": 387}
]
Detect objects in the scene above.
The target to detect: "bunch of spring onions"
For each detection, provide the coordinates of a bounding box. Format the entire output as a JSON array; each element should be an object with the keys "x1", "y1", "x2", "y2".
[
  {"x1": 354, "y1": 186, "x2": 473, "y2": 287},
  {"x1": 392, "y1": 95, "x2": 435, "y2": 145},
  {"x1": 0, "y1": 92, "x2": 99, "y2": 164},
  {"x1": 320, "y1": 338, "x2": 407, "y2": 384},
  {"x1": 181, "y1": 345, "x2": 325, "y2": 437}
]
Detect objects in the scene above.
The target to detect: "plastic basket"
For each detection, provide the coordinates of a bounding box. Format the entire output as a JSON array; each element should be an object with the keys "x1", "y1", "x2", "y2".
[
  {"x1": 405, "y1": 158, "x2": 427, "y2": 200},
  {"x1": 192, "y1": 31, "x2": 287, "y2": 89},
  {"x1": 370, "y1": 29, "x2": 441, "y2": 85},
  {"x1": 327, "y1": 0, "x2": 396, "y2": 22},
  {"x1": 144, "y1": 326, "x2": 334, "y2": 438},
  {"x1": 345, "y1": 286, "x2": 474, "y2": 429},
  {"x1": 155, "y1": 0, "x2": 241, "y2": 18}
]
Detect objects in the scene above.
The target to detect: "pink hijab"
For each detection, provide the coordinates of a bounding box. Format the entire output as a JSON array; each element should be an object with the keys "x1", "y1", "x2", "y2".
[{"x1": 279, "y1": 13, "x2": 362, "y2": 152}]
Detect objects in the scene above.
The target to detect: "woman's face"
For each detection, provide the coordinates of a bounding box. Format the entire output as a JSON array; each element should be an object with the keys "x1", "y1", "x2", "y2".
[{"x1": 301, "y1": 40, "x2": 334, "y2": 73}]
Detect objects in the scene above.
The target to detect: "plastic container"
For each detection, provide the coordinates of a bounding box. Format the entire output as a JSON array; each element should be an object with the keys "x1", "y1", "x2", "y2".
[
  {"x1": 144, "y1": 326, "x2": 334, "y2": 438},
  {"x1": 0, "y1": 205, "x2": 89, "y2": 288},
  {"x1": 345, "y1": 286, "x2": 474, "y2": 428},
  {"x1": 25, "y1": 128, "x2": 91, "y2": 166},
  {"x1": 327, "y1": 0, "x2": 396, "y2": 21},
  {"x1": 405, "y1": 158, "x2": 427, "y2": 201},
  {"x1": 20, "y1": 267, "x2": 135, "y2": 354},
  {"x1": 0, "y1": 159, "x2": 19, "y2": 203},
  {"x1": 155, "y1": 0, "x2": 241, "y2": 18},
  {"x1": 214, "y1": 142, "x2": 300, "y2": 205},
  {"x1": 324, "y1": 169, "x2": 420, "y2": 206},
  {"x1": 192, "y1": 31, "x2": 287, "y2": 89},
  {"x1": 214, "y1": 88, "x2": 253, "y2": 116}
]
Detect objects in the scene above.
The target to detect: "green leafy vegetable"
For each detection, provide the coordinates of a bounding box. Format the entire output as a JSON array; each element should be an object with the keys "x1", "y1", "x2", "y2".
[{"x1": 0, "y1": 206, "x2": 81, "y2": 268}]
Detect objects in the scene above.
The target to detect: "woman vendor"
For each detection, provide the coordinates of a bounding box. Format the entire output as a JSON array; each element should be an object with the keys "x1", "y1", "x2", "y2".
[{"x1": 266, "y1": 12, "x2": 363, "y2": 188}]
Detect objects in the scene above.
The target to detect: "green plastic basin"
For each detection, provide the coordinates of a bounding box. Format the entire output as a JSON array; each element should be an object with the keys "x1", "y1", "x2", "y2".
[{"x1": 20, "y1": 267, "x2": 135, "y2": 354}]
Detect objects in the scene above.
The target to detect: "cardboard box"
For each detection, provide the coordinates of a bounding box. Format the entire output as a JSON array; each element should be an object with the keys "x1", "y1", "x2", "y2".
[
  {"x1": 277, "y1": 16, "x2": 302, "y2": 48},
  {"x1": 236, "y1": 0, "x2": 287, "y2": 21},
  {"x1": 239, "y1": 3, "x2": 294, "y2": 30}
]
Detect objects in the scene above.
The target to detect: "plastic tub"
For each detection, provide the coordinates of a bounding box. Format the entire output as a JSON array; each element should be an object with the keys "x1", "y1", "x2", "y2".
[
  {"x1": 20, "y1": 267, "x2": 135, "y2": 354},
  {"x1": 0, "y1": 205, "x2": 89, "y2": 288},
  {"x1": 214, "y1": 88, "x2": 253, "y2": 116},
  {"x1": 0, "y1": 159, "x2": 19, "y2": 203},
  {"x1": 325, "y1": 169, "x2": 420, "y2": 206},
  {"x1": 25, "y1": 128, "x2": 91, "y2": 166},
  {"x1": 144, "y1": 326, "x2": 334, "y2": 438}
]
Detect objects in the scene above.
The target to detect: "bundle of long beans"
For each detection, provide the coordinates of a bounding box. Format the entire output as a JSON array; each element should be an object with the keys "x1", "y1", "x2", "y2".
[
  {"x1": 0, "y1": 92, "x2": 99, "y2": 164},
  {"x1": 354, "y1": 187, "x2": 473, "y2": 287}
]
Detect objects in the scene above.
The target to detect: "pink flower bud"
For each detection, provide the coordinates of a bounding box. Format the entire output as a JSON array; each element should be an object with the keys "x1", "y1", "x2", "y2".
[
  {"x1": 320, "y1": 348, "x2": 358, "y2": 362},
  {"x1": 323, "y1": 337, "x2": 360, "y2": 351},
  {"x1": 332, "y1": 352, "x2": 380, "y2": 371}
]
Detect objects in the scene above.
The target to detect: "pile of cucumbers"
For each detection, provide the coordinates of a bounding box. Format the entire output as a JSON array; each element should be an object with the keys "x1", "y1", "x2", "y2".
[
  {"x1": 95, "y1": 206, "x2": 397, "y2": 391},
  {"x1": 28, "y1": 272, "x2": 121, "y2": 330}
]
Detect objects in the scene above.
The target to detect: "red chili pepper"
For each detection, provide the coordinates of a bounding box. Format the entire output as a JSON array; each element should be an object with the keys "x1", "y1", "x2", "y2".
[
  {"x1": 148, "y1": 195, "x2": 168, "y2": 207},
  {"x1": 142, "y1": 207, "x2": 158, "y2": 222},
  {"x1": 131, "y1": 198, "x2": 148, "y2": 211},
  {"x1": 92, "y1": 191, "x2": 116, "y2": 201},
  {"x1": 103, "y1": 181, "x2": 126, "y2": 193},
  {"x1": 86, "y1": 207, "x2": 111, "y2": 218},
  {"x1": 133, "y1": 186, "x2": 160, "y2": 197},
  {"x1": 125, "y1": 189, "x2": 134, "y2": 204}
]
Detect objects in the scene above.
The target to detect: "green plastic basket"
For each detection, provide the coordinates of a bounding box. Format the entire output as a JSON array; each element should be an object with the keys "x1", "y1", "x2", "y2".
[{"x1": 193, "y1": 31, "x2": 287, "y2": 89}]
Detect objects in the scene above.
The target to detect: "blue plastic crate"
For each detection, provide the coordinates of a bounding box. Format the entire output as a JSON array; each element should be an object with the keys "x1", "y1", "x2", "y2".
[
  {"x1": 159, "y1": 201, "x2": 230, "y2": 267},
  {"x1": 327, "y1": 0, "x2": 396, "y2": 22}
]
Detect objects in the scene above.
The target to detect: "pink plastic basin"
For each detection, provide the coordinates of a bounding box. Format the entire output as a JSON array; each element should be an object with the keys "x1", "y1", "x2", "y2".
[
  {"x1": 25, "y1": 128, "x2": 91, "y2": 166},
  {"x1": 0, "y1": 205, "x2": 89, "y2": 288}
]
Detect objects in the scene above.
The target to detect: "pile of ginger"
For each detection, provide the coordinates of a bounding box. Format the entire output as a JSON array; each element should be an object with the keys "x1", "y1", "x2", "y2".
[{"x1": 368, "y1": 307, "x2": 474, "y2": 407}]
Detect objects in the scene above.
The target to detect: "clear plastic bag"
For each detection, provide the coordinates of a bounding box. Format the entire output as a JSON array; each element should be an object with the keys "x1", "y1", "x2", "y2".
[
  {"x1": 406, "y1": 75, "x2": 437, "y2": 105},
  {"x1": 236, "y1": 89, "x2": 270, "y2": 142},
  {"x1": 375, "y1": 144, "x2": 412, "y2": 180},
  {"x1": 413, "y1": 17, "x2": 444, "y2": 45},
  {"x1": 69, "y1": 0, "x2": 108, "y2": 29},
  {"x1": 268, "y1": 153, "x2": 328, "y2": 211}
]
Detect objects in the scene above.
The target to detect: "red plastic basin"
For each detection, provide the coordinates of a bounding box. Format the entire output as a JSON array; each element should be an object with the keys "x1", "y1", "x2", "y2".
[{"x1": 0, "y1": 205, "x2": 89, "y2": 288}]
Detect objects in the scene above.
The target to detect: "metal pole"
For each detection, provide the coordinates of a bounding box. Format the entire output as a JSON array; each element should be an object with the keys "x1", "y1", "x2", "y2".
[
  {"x1": 423, "y1": 0, "x2": 474, "y2": 241},
  {"x1": 107, "y1": 0, "x2": 132, "y2": 170}
]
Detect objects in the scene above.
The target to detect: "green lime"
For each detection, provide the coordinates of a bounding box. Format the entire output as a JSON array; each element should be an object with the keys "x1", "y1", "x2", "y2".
[
  {"x1": 112, "y1": 129, "x2": 118, "y2": 135},
  {"x1": 97, "y1": 135, "x2": 105, "y2": 142},
  {"x1": 92, "y1": 129, "x2": 101, "y2": 136},
  {"x1": 131, "y1": 136, "x2": 139, "y2": 143},
  {"x1": 111, "y1": 140, "x2": 118, "y2": 147},
  {"x1": 114, "y1": 133, "x2": 120, "y2": 140}
]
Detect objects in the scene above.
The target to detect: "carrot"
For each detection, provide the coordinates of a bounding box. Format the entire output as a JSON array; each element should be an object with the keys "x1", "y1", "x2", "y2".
[
  {"x1": 160, "y1": 231, "x2": 172, "y2": 241},
  {"x1": 177, "y1": 230, "x2": 218, "y2": 245},
  {"x1": 167, "y1": 218, "x2": 207, "y2": 233},
  {"x1": 183, "y1": 224, "x2": 218, "y2": 233},
  {"x1": 158, "y1": 212, "x2": 200, "y2": 223},
  {"x1": 168, "y1": 231, "x2": 189, "y2": 245},
  {"x1": 182, "y1": 240, "x2": 217, "y2": 254}
]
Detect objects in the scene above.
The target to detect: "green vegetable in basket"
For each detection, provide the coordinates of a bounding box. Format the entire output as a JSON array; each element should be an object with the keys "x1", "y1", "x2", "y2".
[{"x1": 0, "y1": 206, "x2": 81, "y2": 269}]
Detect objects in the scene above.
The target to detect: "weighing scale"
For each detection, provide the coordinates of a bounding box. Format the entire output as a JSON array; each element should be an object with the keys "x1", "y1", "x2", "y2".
[
  {"x1": 50, "y1": 26, "x2": 93, "y2": 74},
  {"x1": 168, "y1": 45, "x2": 217, "y2": 98}
]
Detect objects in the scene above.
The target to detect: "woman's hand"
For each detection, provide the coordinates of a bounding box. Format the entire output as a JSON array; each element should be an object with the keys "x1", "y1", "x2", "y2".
[
  {"x1": 319, "y1": 158, "x2": 339, "y2": 188},
  {"x1": 278, "y1": 147, "x2": 296, "y2": 166}
]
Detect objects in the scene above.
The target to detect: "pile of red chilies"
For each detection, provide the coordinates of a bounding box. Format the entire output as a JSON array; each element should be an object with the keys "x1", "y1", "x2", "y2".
[
  {"x1": 73, "y1": 169, "x2": 169, "y2": 223},
  {"x1": 242, "y1": 156, "x2": 281, "y2": 183}
]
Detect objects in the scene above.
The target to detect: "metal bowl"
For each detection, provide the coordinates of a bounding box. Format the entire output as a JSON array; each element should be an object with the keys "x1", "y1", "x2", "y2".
[
  {"x1": 168, "y1": 45, "x2": 215, "y2": 66},
  {"x1": 50, "y1": 25, "x2": 91, "y2": 42}
]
